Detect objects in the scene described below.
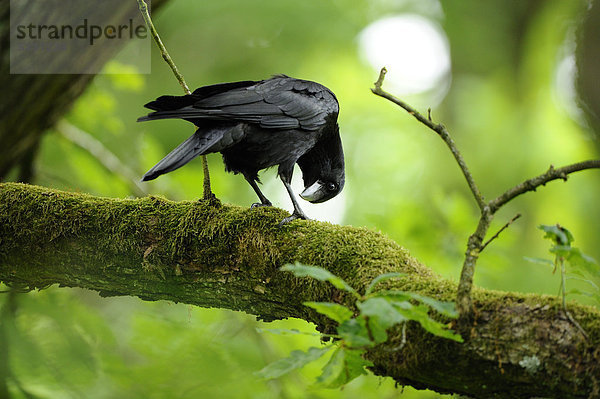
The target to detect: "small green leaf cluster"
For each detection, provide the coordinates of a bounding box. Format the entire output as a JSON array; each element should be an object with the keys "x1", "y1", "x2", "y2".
[
  {"x1": 256, "y1": 263, "x2": 462, "y2": 388},
  {"x1": 526, "y1": 224, "x2": 599, "y2": 304}
]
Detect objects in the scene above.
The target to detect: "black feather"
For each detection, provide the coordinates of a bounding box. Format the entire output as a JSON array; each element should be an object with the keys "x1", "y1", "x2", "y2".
[{"x1": 142, "y1": 124, "x2": 232, "y2": 180}]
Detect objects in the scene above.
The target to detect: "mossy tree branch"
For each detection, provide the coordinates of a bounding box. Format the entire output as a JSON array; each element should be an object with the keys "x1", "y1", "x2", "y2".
[{"x1": 1, "y1": 183, "x2": 599, "y2": 398}]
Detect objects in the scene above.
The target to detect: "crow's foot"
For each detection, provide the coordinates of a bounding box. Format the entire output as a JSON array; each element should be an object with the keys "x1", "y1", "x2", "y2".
[
  {"x1": 278, "y1": 211, "x2": 310, "y2": 227},
  {"x1": 251, "y1": 201, "x2": 272, "y2": 209}
]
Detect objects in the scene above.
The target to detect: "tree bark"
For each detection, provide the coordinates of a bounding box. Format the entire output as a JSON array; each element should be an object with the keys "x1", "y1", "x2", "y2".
[
  {"x1": 0, "y1": 0, "x2": 168, "y2": 180},
  {"x1": 1, "y1": 182, "x2": 598, "y2": 399}
]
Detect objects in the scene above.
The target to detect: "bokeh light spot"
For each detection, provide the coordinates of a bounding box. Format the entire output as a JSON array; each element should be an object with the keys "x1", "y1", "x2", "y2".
[{"x1": 358, "y1": 14, "x2": 451, "y2": 96}]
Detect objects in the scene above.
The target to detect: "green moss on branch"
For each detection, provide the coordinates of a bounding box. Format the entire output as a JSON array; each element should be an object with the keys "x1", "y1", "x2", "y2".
[{"x1": 0, "y1": 183, "x2": 598, "y2": 398}]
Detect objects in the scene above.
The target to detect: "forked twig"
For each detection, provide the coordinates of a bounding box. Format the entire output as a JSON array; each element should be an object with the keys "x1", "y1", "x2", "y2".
[
  {"x1": 480, "y1": 213, "x2": 521, "y2": 252},
  {"x1": 489, "y1": 161, "x2": 600, "y2": 212}
]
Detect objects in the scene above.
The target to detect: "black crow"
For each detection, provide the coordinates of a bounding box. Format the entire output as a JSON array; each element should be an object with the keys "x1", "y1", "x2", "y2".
[{"x1": 138, "y1": 75, "x2": 345, "y2": 224}]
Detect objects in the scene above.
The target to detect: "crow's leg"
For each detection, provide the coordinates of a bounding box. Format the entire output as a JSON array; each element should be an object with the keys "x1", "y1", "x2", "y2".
[
  {"x1": 279, "y1": 175, "x2": 310, "y2": 225},
  {"x1": 244, "y1": 174, "x2": 272, "y2": 208}
]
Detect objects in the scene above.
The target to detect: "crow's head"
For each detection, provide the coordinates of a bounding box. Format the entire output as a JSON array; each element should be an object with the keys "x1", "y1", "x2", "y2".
[
  {"x1": 299, "y1": 167, "x2": 345, "y2": 203},
  {"x1": 297, "y1": 126, "x2": 345, "y2": 204}
]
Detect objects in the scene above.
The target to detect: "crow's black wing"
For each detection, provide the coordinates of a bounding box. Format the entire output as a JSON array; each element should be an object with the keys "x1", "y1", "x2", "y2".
[
  {"x1": 139, "y1": 76, "x2": 339, "y2": 131},
  {"x1": 141, "y1": 80, "x2": 259, "y2": 112}
]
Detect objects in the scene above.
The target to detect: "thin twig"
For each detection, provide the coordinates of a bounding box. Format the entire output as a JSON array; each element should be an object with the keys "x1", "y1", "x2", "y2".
[
  {"x1": 564, "y1": 310, "x2": 589, "y2": 340},
  {"x1": 136, "y1": 0, "x2": 189, "y2": 94},
  {"x1": 489, "y1": 161, "x2": 600, "y2": 212},
  {"x1": 387, "y1": 322, "x2": 407, "y2": 352},
  {"x1": 480, "y1": 213, "x2": 521, "y2": 252},
  {"x1": 372, "y1": 67, "x2": 486, "y2": 211},
  {"x1": 556, "y1": 254, "x2": 589, "y2": 340},
  {"x1": 559, "y1": 257, "x2": 567, "y2": 309},
  {"x1": 136, "y1": 0, "x2": 214, "y2": 201}
]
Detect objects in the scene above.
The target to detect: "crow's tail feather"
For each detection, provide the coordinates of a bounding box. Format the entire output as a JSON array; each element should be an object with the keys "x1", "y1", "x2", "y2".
[
  {"x1": 136, "y1": 109, "x2": 210, "y2": 123},
  {"x1": 142, "y1": 132, "x2": 202, "y2": 181},
  {"x1": 145, "y1": 95, "x2": 195, "y2": 111},
  {"x1": 142, "y1": 128, "x2": 226, "y2": 181}
]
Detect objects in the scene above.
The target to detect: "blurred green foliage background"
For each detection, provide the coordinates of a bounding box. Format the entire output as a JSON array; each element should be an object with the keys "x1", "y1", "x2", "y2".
[{"x1": 3, "y1": 0, "x2": 599, "y2": 397}]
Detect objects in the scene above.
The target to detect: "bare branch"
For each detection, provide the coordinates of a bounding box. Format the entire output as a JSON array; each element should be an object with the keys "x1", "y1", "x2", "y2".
[
  {"x1": 136, "y1": 0, "x2": 215, "y2": 201},
  {"x1": 371, "y1": 67, "x2": 600, "y2": 322},
  {"x1": 480, "y1": 213, "x2": 521, "y2": 252},
  {"x1": 489, "y1": 160, "x2": 600, "y2": 213},
  {"x1": 372, "y1": 67, "x2": 486, "y2": 211},
  {"x1": 456, "y1": 210, "x2": 492, "y2": 319}
]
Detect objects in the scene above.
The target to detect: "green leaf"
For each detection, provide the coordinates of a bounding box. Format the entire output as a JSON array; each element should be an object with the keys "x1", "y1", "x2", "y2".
[
  {"x1": 256, "y1": 346, "x2": 333, "y2": 379},
  {"x1": 539, "y1": 224, "x2": 573, "y2": 246},
  {"x1": 338, "y1": 318, "x2": 373, "y2": 348},
  {"x1": 356, "y1": 297, "x2": 409, "y2": 344},
  {"x1": 374, "y1": 290, "x2": 412, "y2": 302},
  {"x1": 304, "y1": 302, "x2": 354, "y2": 324},
  {"x1": 374, "y1": 290, "x2": 459, "y2": 318},
  {"x1": 365, "y1": 272, "x2": 405, "y2": 295},
  {"x1": 568, "y1": 276, "x2": 599, "y2": 291},
  {"x1": 281, "y1": 263, "x2": 358, "y2": 297},
  {"x1": 550, "y1": 245, "x2": 573, "y2": 258},
  {"x1": 566, "y1": 248, "x2": 599, "y2": 276},
  {"x1": 316, "y1": 347, "x2": 345, "y2": 387},
  {"x1": 364, "y1": 314, "x2": 391, "y2": 344},
  {"x1": 524, "y1": 256, "x2": 555, "y2": 267},
  {"x1": 566, "y1": 288, "x2": 592, "y2": 297},
  {"x1": 394, "y1": 304, "x2": 463, "y2": 342},
  {"x1": 358, "y1": 297, "x2": 407, "y2": 329},
  {"x1": 316, "y1": 348, "x2": 372, "y2": 388},
  {"x1": 406, "y1": 294, "x2": 459, "y2": 318},
  {"x1": 568, "y1": 269, "x2": 587, "y2": 278}
]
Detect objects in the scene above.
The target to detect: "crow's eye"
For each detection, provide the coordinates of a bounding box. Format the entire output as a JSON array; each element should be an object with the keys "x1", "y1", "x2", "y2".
[{"x1": 326, "y1": 182, "x2": 337, "y2": 191}]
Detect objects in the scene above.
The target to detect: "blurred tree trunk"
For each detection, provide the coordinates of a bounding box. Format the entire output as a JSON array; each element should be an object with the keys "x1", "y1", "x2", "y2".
[
  {"x1": 576, "y1": 0, "x2": 600, "y2": 149},
  {"x1": 1, "y1": 182, "x2": 599, "y2": 399},
  {"x1": 0, "y1": 0, "x2": 168, "y2": 181}
]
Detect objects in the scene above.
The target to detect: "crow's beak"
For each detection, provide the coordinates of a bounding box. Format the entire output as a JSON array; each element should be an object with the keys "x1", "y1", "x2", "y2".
[{"x1": 300, "y1": 181, "x2": 326, "y2": 203}]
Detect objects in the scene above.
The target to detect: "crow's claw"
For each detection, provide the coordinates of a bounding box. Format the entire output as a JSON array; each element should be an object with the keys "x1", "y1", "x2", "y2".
[
  {"x1": 251, "y1": 202, "x2": 272, "y2": 209},
  {"x1": 278, "y1": 212, "x2": 310, "y2": 227}
]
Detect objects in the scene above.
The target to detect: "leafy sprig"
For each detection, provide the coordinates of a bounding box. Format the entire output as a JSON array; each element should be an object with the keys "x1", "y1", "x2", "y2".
[
  {"x1": 257, "y1": 263, "x2": 462, "y2": 388},
  {"x1": 525, "y1": 224, "x2": 599, "y2": 306},
  {"x1": 526, "y1": 224, "x2": 599, "y2": 339}
]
